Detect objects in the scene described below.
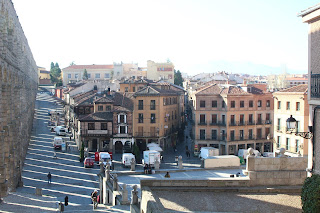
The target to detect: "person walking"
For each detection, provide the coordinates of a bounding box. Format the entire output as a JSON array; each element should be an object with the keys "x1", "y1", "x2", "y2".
[
  {"x1": 91, "y1": 190, "x2": 98, "y2": 209},
  {"x1": 47, "y1": 172, "x2": 52, "y2": 184}
]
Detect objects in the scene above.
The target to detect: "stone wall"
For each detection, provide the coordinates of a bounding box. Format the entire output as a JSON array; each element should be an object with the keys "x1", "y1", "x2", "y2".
[
  {"x1": 204, "y1": 155, "x2": 240, "y2": 169},
  {"x1": 0, "y1": 0, "x2": 38, "y2": 197}
]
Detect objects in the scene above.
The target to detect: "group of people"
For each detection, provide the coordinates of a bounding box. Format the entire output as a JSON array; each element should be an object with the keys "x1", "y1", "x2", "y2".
[{"x1": 144, "y1": 164, "x2": 152, "y2": 174}]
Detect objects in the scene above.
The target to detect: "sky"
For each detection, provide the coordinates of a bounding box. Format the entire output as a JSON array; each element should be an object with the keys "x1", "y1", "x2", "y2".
[{"x1": 12, "y1": 0, "x2": 320, "y2": 76}]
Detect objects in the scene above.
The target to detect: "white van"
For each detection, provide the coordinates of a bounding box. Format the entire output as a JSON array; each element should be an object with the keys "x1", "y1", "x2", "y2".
[
  {"x1": 99, "y1": 152, "x2": 113, "y2": 168},
  {"x1": 142, "y1": 150, "x2": 161, "y2": 167},
  {"x1": 199, "y1": 147, "x2": 219, "y2": 159},
  {"x1": 122, "y1": 153, "x2": 135, "y2": 167},
  {"x1": 55, "y1": 126, "x2": 66, "y2": 136},
  {"x1": 53, "y1": 137, "x2": 63, "y2": 149},
  {"x1": 238, "y1": 149, "x2": 260, "y2": 158}
]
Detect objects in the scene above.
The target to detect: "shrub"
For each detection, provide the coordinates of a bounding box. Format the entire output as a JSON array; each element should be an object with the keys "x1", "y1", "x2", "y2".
[{"x1": 301, "y1": 174, "x2": 320, "y2": 212}]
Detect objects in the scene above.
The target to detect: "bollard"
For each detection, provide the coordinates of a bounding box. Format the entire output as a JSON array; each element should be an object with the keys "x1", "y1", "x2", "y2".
[
  {"x1": 130, "y1": 158, "x2": 136, "y2": 171},
  {"x1": 35, "y1": 187, "x2": 42, "y2": 196},
  {"x1": 131, "y1": 185, "x2": 139, "y2": 205}
]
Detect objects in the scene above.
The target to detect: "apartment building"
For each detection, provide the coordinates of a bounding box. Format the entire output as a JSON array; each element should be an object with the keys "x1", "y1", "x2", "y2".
[
  {"x1": 273, "y1": 84, "x2": 309, "y2": 157},
  {"x1": 193, "y1": 84, "x2": 273, "y2": 155},
  {"x1": 132, "y1": 85, "x2": 182, "y2": 151},
  {"x1": 61, "y1": 64, "x2": 114, "y2": 86},
  {"x1": 147, "y1": 60, "x2": 174, "y2": 83},
  {"x1": 119, "y1": 78, "x2": 150, "y2": 93}
]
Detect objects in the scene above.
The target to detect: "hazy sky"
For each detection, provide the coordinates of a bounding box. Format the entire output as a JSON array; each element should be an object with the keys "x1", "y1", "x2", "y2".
[{"x1": 12, "y1": 0, "x2": 319, "y2": 75}]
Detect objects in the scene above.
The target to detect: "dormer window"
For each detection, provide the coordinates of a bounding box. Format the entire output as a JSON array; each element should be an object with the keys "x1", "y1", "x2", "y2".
[
  {"x1": 118, "y1": 114, "x2": 126, "y2": 123},
  {"x1": 106, "y1": 106, "x2": 111, "y2": 111},
  {"x1": 98, "y1": 105, "x2": 103, "y2": 111}
]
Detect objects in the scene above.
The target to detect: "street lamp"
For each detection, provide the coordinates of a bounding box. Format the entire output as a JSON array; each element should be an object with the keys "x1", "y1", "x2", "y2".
[{"x1": 286, "y1": 115, "x2": 313, "y2": 139}]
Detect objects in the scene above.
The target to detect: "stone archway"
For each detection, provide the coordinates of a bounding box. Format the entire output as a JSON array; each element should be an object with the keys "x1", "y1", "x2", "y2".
[{"x1": 115, "y1": 141, "x2": 123, "y2": 154}]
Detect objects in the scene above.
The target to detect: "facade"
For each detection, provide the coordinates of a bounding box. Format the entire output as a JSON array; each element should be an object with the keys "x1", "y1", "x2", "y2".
[
  {"x1": 38, "y1": 67, "x2": 52, "y2": 85},
  {"x1": 114, "y1": 62, "x2": 147, "y2": 80},
  {"x1": 61, "y1": 64, "x2": 114, "y2": 86},
  {"x1": 0, "y1": 0, "x2": 38, "y2": 197},
  {"x1": 273, "y1": 85, "x2": 309, "y2": 157},
  {"x1": 193, "y1": 84, "x2": 273, "y2": 155},
  {"x1": 119, "y1": 79, "x2": 150, "y2": 93},
  {"x1": 132, "y1": 86, "x2": 182, "y2": 151},
  {"x1": 300, "y1": 5, "x2": 320, "y2": 175},
  {"x1": 286, "y1": 77, "x2": 308, "y2": 88},
  {"x1": 147, "y1": 60, "x2": 174, "y2": 83}
]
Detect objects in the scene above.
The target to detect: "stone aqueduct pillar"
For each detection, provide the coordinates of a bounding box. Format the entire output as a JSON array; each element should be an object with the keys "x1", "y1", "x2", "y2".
[{"x1": 0, "y1": 0, "x2": 38, "y2": 197}]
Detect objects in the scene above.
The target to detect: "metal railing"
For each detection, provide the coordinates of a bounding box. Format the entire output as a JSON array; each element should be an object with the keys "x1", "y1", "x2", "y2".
[{"x1": 311, "y1": 73, "x2": 320, "y2": 98}]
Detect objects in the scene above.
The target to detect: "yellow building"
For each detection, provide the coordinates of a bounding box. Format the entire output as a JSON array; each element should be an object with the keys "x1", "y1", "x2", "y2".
[
  {"x1": 38, "y1": 67, "x2": 51, "y2": 85},
  {"x1": 147, "y1": 60, "x2": 174, "y2": 83},
  {"x1": 132, "y1": 85, "x2": 182, "y2": 150},
  {"x1": 273, "y1": 84, "x2": 309, "y2": 157}
]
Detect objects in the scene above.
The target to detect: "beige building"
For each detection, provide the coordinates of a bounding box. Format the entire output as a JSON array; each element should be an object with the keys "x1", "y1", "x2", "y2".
[
  {"x1": 273, "y1": 84, "x2": 309, "y2": 157},
  {"x1": 299, "y1": 5, "x2": 320, "y2": 175},
  {"x1": 193, "y1": 84, "x2": 273, "y2": 155},
  {"x1": 62, "y1": 64, "x2": 114, "y2": 86},
  {"x1": 38, "y1": 67, "x2": 51, "y2": 85},
  {"x1": 132, "y1": 85, "x2": 183, "y2": 151},
  {"x1": 113, "y1": 62, "x2": 147, "y2": 80},
  {"x1": 147, "y1": 60, "x2": 174, "y2": 83}
]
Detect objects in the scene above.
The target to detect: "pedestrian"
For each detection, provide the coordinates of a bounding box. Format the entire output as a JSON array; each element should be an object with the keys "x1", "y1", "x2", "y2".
[
  {"x1": 91, "y1": 189, "x2": 98, "y2": 209},
  {"x1": 64, "y1": 196, "x2": 68, "y2": 206},
  {"x1": 69, "y1": 135, "x2": 72, "y2": 141},
  {"x1": 53, "y1": 151, "x2": 57, "y2": 159},
  {"x1": 47, "y1": 172, "x2": 52, "y2": 184},
  {"x1": 164, "y1": 172, "x2": 170, "y2": 178},
  {"x1": 144, "y1": 164, "x2": 149, "y2": 174}
]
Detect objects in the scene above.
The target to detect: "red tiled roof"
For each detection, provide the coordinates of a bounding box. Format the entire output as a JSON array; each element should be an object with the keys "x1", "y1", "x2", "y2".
[
  {"x1": 63, "y1": 64, "x2": 114, "y2": 70},
  {"x1": 221, "y1": 86, "x2": 248, "y2": 95},
  {"x1": 195, "y1": 84, "x2": 222, "y2": 95},
  {"x1": 286, "y1": 77, "x2": 308, "y2": 81},
  {"x1": 278, "y1": 84, "x2": 308, "y2": 93}
]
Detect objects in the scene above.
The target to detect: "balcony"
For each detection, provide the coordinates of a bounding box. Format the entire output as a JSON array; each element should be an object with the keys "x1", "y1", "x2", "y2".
[
  {"x1": 247, "y1": 121, "x2": 255, "y2": 125},
  {"x1": 229, "y1": 121, "x2": 237, "y2": 126},
  {"x1": 217, "y1": 121, "x2": 226, "y2": 126},
  {"x1": 238, "y1": 121, "x2": 245, "y2": 126},
  {"x1": 81, "y1": 129, "x2": 110, "y2": 136},
  {"x1": 198, "y1": 122, "x2": 207, "y2": 126},
  {"x1": 311, "y1": 73, "x2": 320, "y2": 98},
  {"x1": 209, "y1": 122, "x2": 218, "y2": 126},
  {"x1": 265, "y1": 120, "x2": 272, "y2": 125},
  {"x1": 196, "y1": 135, "x2": 226, "y2": 141},
  {"x1": 256, "y1": 120, "x2": 263, "y2": 125}
]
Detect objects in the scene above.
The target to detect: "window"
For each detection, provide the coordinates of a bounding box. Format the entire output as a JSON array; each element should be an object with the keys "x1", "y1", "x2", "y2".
[
  {"x1": 286, "y1": 102, "x2": 290, "y2": 110},
  {"x1": 119, "y1": 115, "x2": 125, "y2": 123},
  {"x1": 68, "y1": 74, "x2": 71, "y2": 78},
  {"x1": 295, "y1": 139, "x2": 299, "y2": 152},
  {"x1": 200, "y1": 129, "x2": 206, "y2": 140},
  {"x1": 151, "y1": 113, "x2": 156, "y2": 123},
  {"x1": 98, "y1": 105, "x2": 103, "y2": 111},
  {"x1": 212, "y1": 100, "x2": 217, "y2": 108},
  {"x1": 120, "y1": 126, "x2": 126, "y2": 134},
  {"x1": 222, "y1": 100, "x2": 225, "y2": 108},
  {"x1": 240, "y1": 101, "x2": 244, "y2": 108},
  {"x1": 104, "y1": 73, "x2": 110, "y2": 78},
  {"x1": 296, "y1": 102, "x2": 300, "y2": 111},
  {"x1": 106, "y1": 106, "x2": 111, "y2": 111},
  {"x1": 257, "y1": 114, "x2": 262, "y2": 124},
  {"x1": 138, "y1": 100, "x2": 143, "y2": 110},
  {"x1": 211, "y1": 114, "x2": 217, "y2": 124},
  {"x1": 240, "y1": 114, "x2": 244, "y2": 125},
  {"x1": 230, "y1": 115, "x2": 235, "y2": 125},
  {"x1": 296, "y1": 121, "x2": 300, "y2": 132},
  {"x1": 240, "y1": 130, "x2": 244, "y2": 140},
  {"x1": 277, "y1": 118, "x2": 281, "y2": 131},
  {"x1": 85, "y1": 107, "x2": 91, "y2": 114},
  {"x1": 257, "y1": 100, "x2": 262, "y2": 107},
  {"x1": 266, "y1": 100, "x2": 270, "y2": 107},
  {"x1": 88, "y1": 123, "x2": 95, "y2": 130},
  {"x1": 230, "y1": 130, "x2": 235, "y2": 141},
  {"x1": 266, "y1": 113, "x2": 270, "y2": 123},
  {"x1": 221, "y1": 130, "x2": 226, "y2": 141},
  {"x1": 222, "y1": 115, "x2": 226, "y2": 124},
  {"x1": 200, "y1": 100, "x2": 205, "y2": 108},
  {"x1": 277, "y1": 136, "x2": 280, "y2": 148},
  {"x1": 150, "y1": 100, "x2": 156, "y2": 110},
  {"x1": 278, "y1": 101, "x2": 281, "y2": 109},
  {"x1": 286, "y1": 138, "x2": 290, "y2": 150},
  {"x1": 249, "y1": 114, "x2": 253, "y2": 124},
  {"x1": 101, "y1": 123, "x2": 108, "y2": 130},
  {"x1": 133, "y1": 87, "x2": 136, "y2": 92},
  {"x1": 138, "y1": 113, "x2": 143, "y2": 123},
  {"x1": 231, "y1": 101, "x2": 235, "y2": 108},
  {"x1": 75, "y1": 74, "x2": 79, "y2": 79},
  {"x1": 125, "y1": 87, "x2": 128, "y2": 92},
  {"x1": 138, "y1": 126, "x2": 143, "y2": 136},
  {"x1": 95, "y1": 73, "x2": 100, "y2": 79},
  {"x1": 265, "y1": 127, "x2": 270, "y2": 138},
  {"x1": 249, "y1": 100, "x2": 253, "y2": 108},
  {"x1": 249, "y1": 129, "x2": 253, "y2": 139},
  {"x1": 200, "y1": 114, "x2": 206, "y2": 124},
  {"x1": 87, "y1": 73, "x2": 91, "y2": 78},
  {"x1": 212, "y1": 130, "x2": 217, "y2": 140},
  {"x1": 257, "y1": 128, "x2": 262, "y2": 139}
]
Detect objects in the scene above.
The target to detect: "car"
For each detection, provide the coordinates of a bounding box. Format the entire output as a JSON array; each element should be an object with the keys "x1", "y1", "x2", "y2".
[{"x1": 84, "y1": 157, "x2": 94, "y2": 168}]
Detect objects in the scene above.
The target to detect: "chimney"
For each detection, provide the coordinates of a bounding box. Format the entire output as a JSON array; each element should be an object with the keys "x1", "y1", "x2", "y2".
[{"x1": 107, "y1": 87, "x2": 110, "y2": 95}]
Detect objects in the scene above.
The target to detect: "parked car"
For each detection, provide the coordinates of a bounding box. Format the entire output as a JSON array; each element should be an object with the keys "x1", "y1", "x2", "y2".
[
  {"x1": 55, "y1": 126, "x2": 66, "y2": 136},
  {"x1": 84, "y1": 157, "x2": 94, "y2": 168},
  {"x1": 53, "y1": 137, "x2": 63, "y2": 150}
]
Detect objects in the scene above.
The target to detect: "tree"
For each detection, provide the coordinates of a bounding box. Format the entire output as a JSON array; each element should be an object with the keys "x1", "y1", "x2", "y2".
[
  {"x1": 79, "y1": 143, "x2": 85, "y2": 162},
  {"x1": 50, "y1": 62, "x2": 62, "y2": 86},
  {"x1": 132, "y1": 143, "x2": 141, "y2": 163},
  {"x1": 174, "y1": 69, "x2": 183, "y2": 87},
  {"x1": 83, "y1": 69, "x2": 88, "y2": 80}
]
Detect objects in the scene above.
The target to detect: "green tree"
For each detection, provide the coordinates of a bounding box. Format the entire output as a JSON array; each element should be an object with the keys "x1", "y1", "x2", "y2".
[
  {"x1": 174, "y1": 69, "x2": 183, "y2": 87},
  {"x1": 50, "y1": 62, "x2": 62, "y2": 86},
  {"x1": 132, "y1": 143, "x2": 141, "y2": 163},
  {"x1": 83, "y1": 69, "x2": 88, "y2": 80},
  {"x1": 79, "y1": 143, "x2": 85, "y2": 162}
]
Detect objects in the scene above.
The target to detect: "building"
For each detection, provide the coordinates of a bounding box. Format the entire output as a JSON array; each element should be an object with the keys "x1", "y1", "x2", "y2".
[
  {"x1": 299, "y1": 4, "x2": 320, "y2": 175},
  {"x1": 193, "y1": 84, "x2": 273, "y2": 155},
  {"x1": 113, "y1": 62, "x2": 147, "y2": 80},
  {"x1": 119, "y1": 78, "x2": 150, "y2": 93},
  {"x1": 273, "y1": 84, "x2": 309, "y2": 157},
  {"x1": 61, "y1": 64, "x2": 114, "y2": 86},
  {"x1": 286, "y1": 77, "x2": 308, "y2": 88},
  {"x1": 147, "y1": 60, "x2": 174, "y2": 83},
  {"x1": 38, "y1": 67, "x2": 52, "y2": 85},
  {"x1": 132, "y1": 85, "x2": 182, "y2": 151}
]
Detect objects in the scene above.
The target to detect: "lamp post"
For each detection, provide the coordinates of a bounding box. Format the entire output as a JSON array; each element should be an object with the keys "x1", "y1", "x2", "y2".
[{"x1": 286, "y1": 115, "x2": 313, "y2": 139}]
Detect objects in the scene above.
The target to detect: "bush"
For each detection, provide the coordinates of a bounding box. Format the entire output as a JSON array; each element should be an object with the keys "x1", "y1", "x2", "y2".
[{"x1": 301, "y1": 174, "x2": 320, "y2": 212}]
